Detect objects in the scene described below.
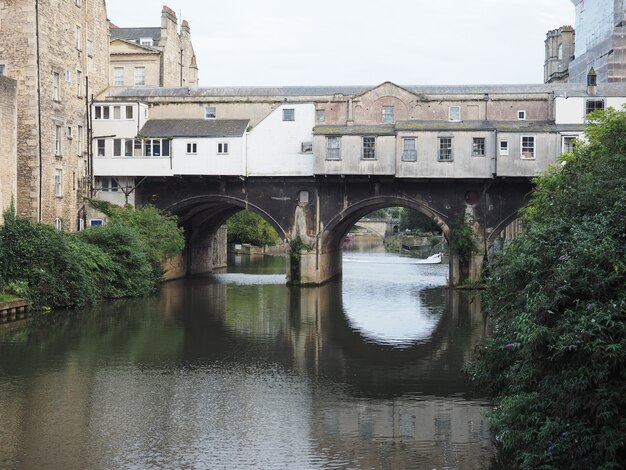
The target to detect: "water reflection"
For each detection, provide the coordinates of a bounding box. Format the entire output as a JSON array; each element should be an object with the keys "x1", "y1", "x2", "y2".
[{"x1": 0, "y1": 253, "x2": 492, "y2": 469}]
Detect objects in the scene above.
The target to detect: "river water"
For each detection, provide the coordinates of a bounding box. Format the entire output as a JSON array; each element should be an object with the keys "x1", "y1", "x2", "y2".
[{"x1": 0, "y1": 244, "x2": 493, "y2": 469}]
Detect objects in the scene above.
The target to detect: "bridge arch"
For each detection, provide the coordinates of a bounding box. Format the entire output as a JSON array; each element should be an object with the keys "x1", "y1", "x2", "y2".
[
  {"x1": 321, "y1": 195, "x2": 450, "y2": 253},
  {"x1": 163, "y1": 194, "x2": 289, "y2": 241}
]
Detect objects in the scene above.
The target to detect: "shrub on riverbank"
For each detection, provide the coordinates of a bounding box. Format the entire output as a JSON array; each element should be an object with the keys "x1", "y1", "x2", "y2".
[
  {"x1": 465, "y1": 108, "x2": 626, "y2": 469},
  {"x1": 0, "y1": 204, "x2": 184, "y2": 311}
]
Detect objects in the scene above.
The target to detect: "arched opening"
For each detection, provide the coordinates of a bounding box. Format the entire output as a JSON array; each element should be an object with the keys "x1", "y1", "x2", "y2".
[{"x1": 163, "y1": 195, "x2": 289, "y2": 278}]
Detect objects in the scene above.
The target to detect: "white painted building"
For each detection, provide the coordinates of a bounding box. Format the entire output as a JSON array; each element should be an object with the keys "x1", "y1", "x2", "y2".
[{"x1": 247, "y1": 103, "x2": 315, "y2": 176}]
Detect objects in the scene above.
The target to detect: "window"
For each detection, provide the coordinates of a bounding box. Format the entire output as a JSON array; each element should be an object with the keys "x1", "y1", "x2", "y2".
[
  {"x1": 562, "y1": 135, "x2": 577, "y2": 154},
  {"x1": 585, "y1": 99, "x2": 604, "y2": 115},
  {"x1": 521, "y1": 136, "x2": 535, "y2": 159},
  {"x1": 54, "y1": 218, "x2": 63, "y2": 230},
  {"x1": 402, "y1": 138, "x2": 417, "y2": 161},
  {"x1": 125, "y1": 106, "x2": 134, "y2": 119},
  {"x1": 113, "y1": 67, "x2": 124, "y2": 86},
  {"x1": 54, "y1": 169, "x2": 62, "y2": 197},
  {"x1": 472, "y1": 137, "x2": 486, "y2": 157},
  {"x1": 53, "y1": 72, "x2": 60, "y2": 101},
  {"x1": 326, "y1": 137, "x2": 341, "y2": 160},
  {"x1": 438, "y1": 137, "x2": 453, "y2": 161},
  {"x1": 517, "y1": 110, "x2": 526, "y2": 120},
  {"x1": 113, "y1": 139, "x2": 122, "y2": 157},
  {"x1": 162, "y1": 139, "x2": 170, "y2": 157},
  {"x1": 77, "y1": 126, "x2": 83, "y2": 156},
  {"x1": 134, "y1": 139, "x2": 142, "y2": 156},
  {"x1": 124, "y1": 139, "x2": 133, "y2": 157},
  {"x1": 301, "y1": 142, "x2": 313, "y2": 153},
  {"x1": 186, "y1": 142, "x2": 197, "y2": 154},
  {"x1": 76, "y1": 70, "x2": 82, "y2": 97},
  {"x1": 298, "y1": 190, "x2": 309, "y2": 204},
  {"x1": 283, "y1": 108, "x2": 295, "y2": 121},
  {"x1": 558, "y1": 43, "x2": 563, "y2": 60},
  {"x1": 362, "y1": 136, "x2": 376, "y2": 159},
  {"x1": 54, "y1": 125, "x2": 62, "y2": 156},
  {"x1": 97, "y1": 139, "x2": 105, "y2": 157},
  {"x1": 0, "y1": 64, "x2": 5, "y2": 76},
  {"x1": 205, "y1": 106, "x2": 216, "y2": 119},
  {"x1": 97, "y1": 177, "x2": 119, "y2": 192},
  {"x1": 316, "y1": 109, "x2": 325, "y2": 123},
  {"x1": 140, "y1": 38, "x2": 154, "y2": 47},
  {"x1": 113, "y1": 106, "x2": 121, "y2": 120},
  {"x1": 382, "y1": 106, "x2": 394, "y2": 124},
  {"x1": 86, "y1": 39, "x2": 93, "y2": 58},
  {"x1": 76, "y1": 25, "x2": 81, "y2": 50},
  {"x1": 67, "y1": 126, "x2": 73, "y2": 139},
  {"x1": 449, "y1": 106, "x2": 461, "y2": 122},
  {"x1": 134, "y1": 67, "x2": 145, "y2": 86},
  {"x1": 217, "y1": 142, "x2": 229, "y2": 154},
  {"x1": 75, "y1": 0, "x2": 81, "y2": 6},
  {"x1": 499, "y1": 140, "x2": 509, "y2": 156}
]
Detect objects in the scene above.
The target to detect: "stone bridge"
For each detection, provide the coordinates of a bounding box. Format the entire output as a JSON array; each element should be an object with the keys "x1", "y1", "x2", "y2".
[
  {"x1": 138, "y1": 175, "x2": 531, "y2": 286},
  {"x1": 353, "y1": 218, "x2": 400, "y2": 239}
]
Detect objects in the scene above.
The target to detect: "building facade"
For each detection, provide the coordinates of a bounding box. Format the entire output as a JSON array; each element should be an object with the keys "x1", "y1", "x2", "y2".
[
  {"x1": 0, "y1": 0, "x2": 110, "y2": 230},
  {"x1": 547, "y1": 0, "x2": 626, "y2": 84},
  {"x1": 109, "y1": 6, "x2": 198, "y2": 88}
]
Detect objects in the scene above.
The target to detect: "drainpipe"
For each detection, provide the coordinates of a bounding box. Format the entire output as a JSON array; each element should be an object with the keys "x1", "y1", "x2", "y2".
[
  {"x1": 35, "y1": 0, "x2": 43, "y2": 221},
  {"x1": 180, "y1": 49, "x2": 183, "y2": 86}
]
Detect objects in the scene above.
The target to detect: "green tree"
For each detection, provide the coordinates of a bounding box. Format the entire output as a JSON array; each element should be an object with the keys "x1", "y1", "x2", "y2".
[
  {"x1": 226, "y1": 210, "x2": 279, "y2": 247},
  {"x1": 465, "y1": 108, "x2": 626, "y2": 469}
]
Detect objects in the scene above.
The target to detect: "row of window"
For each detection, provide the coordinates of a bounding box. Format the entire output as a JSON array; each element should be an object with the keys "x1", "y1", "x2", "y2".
[
  {"x1": 96, "y1": 138, "x2": 171, "y2": 158},
  {"x1": 75, "y1": 25, "x2": 94, "y2": 57},
  {"x1": 113, "y1": 67, "x2": 145, "y2": 86},
  {"x1": 93, "y1": 138, "x2": 234, "y2": 157},
  {"x1": 323, "y1": 135, "x2": 576, "y2": 161},
  {"x1": 94, "y1": 105, "x2": 135, "y2": 120}
]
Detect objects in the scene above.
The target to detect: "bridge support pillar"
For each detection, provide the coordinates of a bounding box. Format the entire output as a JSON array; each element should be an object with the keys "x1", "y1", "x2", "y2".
[
  {"x1": 288, "y1": 244, "x2": 342, "y2": 286},
  {"x1": 449, "y1": 253, "x2": 485, "y2": 287}
]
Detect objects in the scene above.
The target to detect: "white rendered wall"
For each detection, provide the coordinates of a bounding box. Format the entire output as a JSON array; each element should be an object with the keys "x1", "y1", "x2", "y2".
[
  {"x1": 555, "y1": 96, "x2": 626, "y2": 124},
  {"x1": 171, "y1": 135, "x2": 246, "y2": 176},
  {"x1": 247, "y1": 104, "x2": 315, "y2": 176},
  {"x1": 92, "y1": 103, "x2": 149, "y2": 139}
]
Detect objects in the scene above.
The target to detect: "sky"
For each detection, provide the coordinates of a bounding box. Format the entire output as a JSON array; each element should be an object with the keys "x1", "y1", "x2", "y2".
[{"x1": 106, "y1": 0, "x2": 576, "y2": 87}]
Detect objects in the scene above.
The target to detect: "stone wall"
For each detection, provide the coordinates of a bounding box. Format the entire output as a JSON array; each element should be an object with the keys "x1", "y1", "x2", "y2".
[
  {"x1": 0, "y1": 0, "x2": 110, "y2": 230},
  {"x1": 0, "y1": 75, "x2": 17, "y2": 223}
]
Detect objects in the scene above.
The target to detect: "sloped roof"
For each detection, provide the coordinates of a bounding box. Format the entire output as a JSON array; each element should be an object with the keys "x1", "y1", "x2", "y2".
[
  {"x1": 110, "y1": 27, "x2": 161, "y2": 43},
  {"x1": 110, "y1": 38, "x2": 160, "y2": 54},
  {"x1": 313, "y1": 125, "x2": 396, "y2": 136},
  {"x1": 139, "y1": 119, "x2": 249, "y2": 138},
  {"x1": 107, "y1": 83, "x2": 626, "y2": 100}
]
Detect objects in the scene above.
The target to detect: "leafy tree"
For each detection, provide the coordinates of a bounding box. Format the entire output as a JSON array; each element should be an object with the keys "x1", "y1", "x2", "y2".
[
  {"x1": 226, "y1": 210, "x2": 279, "y2": 247},
  {"x1": 466, "y1": 108, "x2": 626, "y2": 469}
]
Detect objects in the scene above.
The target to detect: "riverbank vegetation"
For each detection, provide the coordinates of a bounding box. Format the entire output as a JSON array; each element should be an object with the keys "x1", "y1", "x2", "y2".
[
  {"x1": 226, "y1": 209, "x2": 279, "y2": 247},
  {"x1": 0, "y1": 202, "x2": 184, "y2": 312},
  {"x1": 466, "y1": 108, "x2": 626, "y2": 469}
]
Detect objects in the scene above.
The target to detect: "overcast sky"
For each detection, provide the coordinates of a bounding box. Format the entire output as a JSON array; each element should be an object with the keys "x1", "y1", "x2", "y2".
[{"x1": 106, "y1": 0, "x2": 576, "y2": 87}]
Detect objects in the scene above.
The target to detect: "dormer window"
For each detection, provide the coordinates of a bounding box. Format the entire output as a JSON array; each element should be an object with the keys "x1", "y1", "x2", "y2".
[{"x1": 140, "y1": 38, "x2": 154, "y2": 47}]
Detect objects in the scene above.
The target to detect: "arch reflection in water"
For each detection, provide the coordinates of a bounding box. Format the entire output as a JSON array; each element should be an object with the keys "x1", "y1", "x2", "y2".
[
  {"x1": 342, "y1": 251, "x2": 447, "y2": 347},
  {"x1": 0, "y1": 254, "x2": 493, "y2": 470}
]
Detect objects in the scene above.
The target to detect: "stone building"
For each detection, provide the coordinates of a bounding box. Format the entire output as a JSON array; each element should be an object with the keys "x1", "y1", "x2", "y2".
[
  {"x1": 0, "y1": 74, "x2": 17, "y2": 224},
  {"x1": 109, "y1": 6, "x2": 198, "y2": 88},
  {"x1": 0, "y1": 0, "x2": 110, "y2": 230},
  {"x1": 546, "y1": 0, "x2": 626, "y2": 84},
  {"x1": 544, "y1": 26, "x2": 575, "y2": 83}
]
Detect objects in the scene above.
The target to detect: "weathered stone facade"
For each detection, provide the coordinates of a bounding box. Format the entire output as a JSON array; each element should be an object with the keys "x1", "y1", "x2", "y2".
[
  {"x1": 0, "y1": 0, "x2": 110, "y2": 230},
  {"x1": 544, "y1": 26, "x2": 575, "y2": 83},
  {"x1": 109, "y1": 6, "x2": 198, "y2": 88},
  {"x1": 0, "y1": 74, "x2": 17, "y2": 223}
]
